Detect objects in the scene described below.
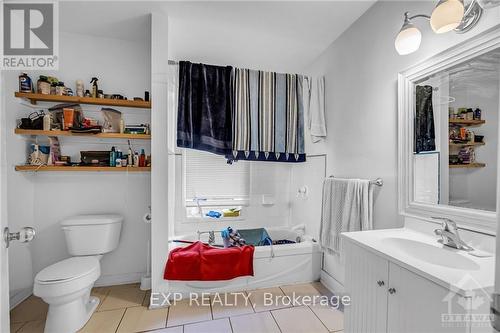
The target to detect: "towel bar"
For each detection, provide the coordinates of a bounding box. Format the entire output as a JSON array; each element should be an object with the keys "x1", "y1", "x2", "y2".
[{"x1": 328, "y1": 176, "x2": 383, "y2": 186}]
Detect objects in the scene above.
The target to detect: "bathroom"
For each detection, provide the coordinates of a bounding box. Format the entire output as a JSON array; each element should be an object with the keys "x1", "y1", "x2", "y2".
[{"x1": 1, "y1": 1, "x2": 500, "y2": 333}]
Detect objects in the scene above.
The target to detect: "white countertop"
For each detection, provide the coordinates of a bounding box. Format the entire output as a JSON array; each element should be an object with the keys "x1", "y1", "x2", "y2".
[{"x1": 342, "y1": 228, "x2": 495, "y2": 297}]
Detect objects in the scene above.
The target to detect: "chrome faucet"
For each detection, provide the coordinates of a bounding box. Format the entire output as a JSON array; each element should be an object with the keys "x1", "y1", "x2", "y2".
[
  {"x1": 197, "y1": 230, "x2": 216, "y2": 246},
  {"x1": 432, "y1": 217, "x2": 473, "y2": 251}
]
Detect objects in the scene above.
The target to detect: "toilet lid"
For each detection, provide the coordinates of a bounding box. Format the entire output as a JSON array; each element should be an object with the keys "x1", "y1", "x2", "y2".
[{"x1": 36, "y1": 257, "x2": 99, "y2": 283}]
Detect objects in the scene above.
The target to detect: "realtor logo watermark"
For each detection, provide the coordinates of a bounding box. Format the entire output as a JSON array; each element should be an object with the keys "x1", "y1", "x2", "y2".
[
  {"x1": 150, "y1": 291, "x2": 351, "y2": 309},
  {"x1": 441, "y1": 274, "x2": 493, "y2": 329},
  {"x1": 1, "y1": 1, "x2": 59, "y2": 70}
]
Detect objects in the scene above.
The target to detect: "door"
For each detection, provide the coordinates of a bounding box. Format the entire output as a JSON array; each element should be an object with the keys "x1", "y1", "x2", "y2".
[
  {"x1": 387, "y1": 263, "x2": 468, "y2": 333},
  {"x1": 344, "y1": 241, "x2": 389, "y2": 333},
  {"x1": 1, "y1": 69, "x2": 9, "y2": 333}
]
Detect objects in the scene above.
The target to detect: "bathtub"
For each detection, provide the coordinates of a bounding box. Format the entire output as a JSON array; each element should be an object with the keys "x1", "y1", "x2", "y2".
[{"x1": 166, "y1": 227, "x2": 322, "y2": 294}]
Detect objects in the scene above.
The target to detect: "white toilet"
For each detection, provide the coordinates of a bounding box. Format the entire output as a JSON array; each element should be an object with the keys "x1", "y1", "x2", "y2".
[{"x1": 34, "y1": 214, "x2": 123, "y2": 333}]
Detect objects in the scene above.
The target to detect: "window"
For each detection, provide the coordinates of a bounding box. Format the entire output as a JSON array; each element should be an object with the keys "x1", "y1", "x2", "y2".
[{"x1": 183, "y1": 149, "x2": 250, "y2": 208}]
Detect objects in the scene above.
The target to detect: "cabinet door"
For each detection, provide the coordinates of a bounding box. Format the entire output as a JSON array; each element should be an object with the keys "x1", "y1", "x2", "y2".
[
  {"x1": 344, "y1": 241, "x2": 389, "y2": 333},
  {"x1": 387, "y1": 263, "x2": 469, "y2": 333}
]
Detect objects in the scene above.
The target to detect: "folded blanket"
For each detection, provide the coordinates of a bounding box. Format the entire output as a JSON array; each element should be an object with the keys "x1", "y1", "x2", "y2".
[{"x1": 164, "y1": 241, "x2": 254, "y2": 281}]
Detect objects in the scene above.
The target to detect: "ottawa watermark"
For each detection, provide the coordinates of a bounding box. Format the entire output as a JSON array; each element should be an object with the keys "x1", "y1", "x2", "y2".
[
  {"x1": 1, "y1": 1, "x2": 59, "y2": 70},
  {"x1": 150, "y1": 291, "x2": 350, "y2": 309},
  {"x1": 441, "y1": 274, "x2": 493, "y2": 329}
]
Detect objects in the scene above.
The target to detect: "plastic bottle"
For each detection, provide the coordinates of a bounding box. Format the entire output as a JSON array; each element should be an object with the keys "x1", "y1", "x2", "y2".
[
  {"x1": 110, "y1": 147, "x2": 116, "y2": 167},
  {"x1": 90, "y1": 77, "x2": 98, "y2": 98},
  {"x1": 134, "y1": 151, "x2": 139, "y2": 167},
  {"x1": 76, "y1": 80, "x2": 84, "y2": 97},
  {"x1": 127, "y1": 143, "x2": 133, "y2": 166},
  {"x1": 19, "y1": 73, "x2": 33, "y2": 92},
  {"x1": 43, "y1": 114, "x2": 51, "y2": 131},
  {"x1": 139, "y1": 149, "x2": 146, "y2": 167}
]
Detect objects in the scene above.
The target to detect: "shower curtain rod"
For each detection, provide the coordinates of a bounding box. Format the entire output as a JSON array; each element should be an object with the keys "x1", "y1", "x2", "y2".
[{"x1": 328, "y1": 175, "x2": 384, "y2": 186}]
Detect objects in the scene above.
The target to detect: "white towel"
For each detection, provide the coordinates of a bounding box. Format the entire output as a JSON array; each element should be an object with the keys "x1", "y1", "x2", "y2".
[
  {"x1": 309, "y1": 76, "x2": 327, "y2": 143},
  {"x1": 319, "y1": 178, "x2": 373, "y2": 255}
]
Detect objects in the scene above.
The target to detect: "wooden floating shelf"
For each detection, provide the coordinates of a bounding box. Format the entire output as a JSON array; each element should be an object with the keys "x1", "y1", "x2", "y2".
[
  {"x1": 15, "y1": 165, "x2": 151, "y2": 172},
  {"x1": 449, "y1": 163, "x2": 486, "y2": 169},
  {"x1": 15, "y1": 129, "x2": 151, "y2": 140},
  {"x1": 449, "y1": 142, "x2": 485, "y2": 147},
  {"x1": 449, "y1": 119, "x2": 485, "y2": 126},
  {"x1": 15, "y1": 92, "x2": 151, "y2": 109}
]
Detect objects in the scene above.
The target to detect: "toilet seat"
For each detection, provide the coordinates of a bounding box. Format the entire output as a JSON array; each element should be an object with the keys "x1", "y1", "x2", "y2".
[
  {"x1": 36, "y1": 257, "x2": 99, "y2": 284},
  {"x1": 34, "y1": 257, "x2": 101, "y2": 301}
]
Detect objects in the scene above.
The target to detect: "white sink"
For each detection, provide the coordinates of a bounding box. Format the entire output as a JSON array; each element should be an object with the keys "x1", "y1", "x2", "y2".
[{"x1": 384, "y1": 237, "x2": 480, "y2": 271}]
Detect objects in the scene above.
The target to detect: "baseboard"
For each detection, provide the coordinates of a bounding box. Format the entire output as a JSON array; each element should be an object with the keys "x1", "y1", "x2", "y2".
[
  {"x1": 10, "y1": 287, "x2": 32, "y2": 310},
  {"x1": 94, "y1": 272, "x2": 145, "y2": 287},
  {"x1": 320, "y1": 270, "x2": 345, "y2": 293}
]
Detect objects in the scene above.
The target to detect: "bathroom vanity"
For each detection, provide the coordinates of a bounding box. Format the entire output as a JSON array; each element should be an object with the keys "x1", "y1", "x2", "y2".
[{"x1": 343, "y1": 228, "x2": 494, "y2": 333}]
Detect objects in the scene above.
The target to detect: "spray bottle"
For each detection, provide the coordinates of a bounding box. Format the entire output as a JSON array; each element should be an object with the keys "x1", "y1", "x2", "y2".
[{"x1": 90, "y1": 77, "x2": 98, "y2": 98}]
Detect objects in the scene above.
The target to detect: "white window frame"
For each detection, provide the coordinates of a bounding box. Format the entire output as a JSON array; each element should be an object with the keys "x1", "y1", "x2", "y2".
[{"x1": 180, "y1": 150, "x2": 250, "y2": 222}]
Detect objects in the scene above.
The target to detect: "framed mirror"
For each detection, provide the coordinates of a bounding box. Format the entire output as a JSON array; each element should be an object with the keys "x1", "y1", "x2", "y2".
[{"x1": 398, "y1": 26, "x2": 500, "y2": 234}]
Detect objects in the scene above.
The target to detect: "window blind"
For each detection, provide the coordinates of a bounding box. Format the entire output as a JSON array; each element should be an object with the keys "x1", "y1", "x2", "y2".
[{"x1": 184, "y1": 150, "x2": 250, "y2": 204}]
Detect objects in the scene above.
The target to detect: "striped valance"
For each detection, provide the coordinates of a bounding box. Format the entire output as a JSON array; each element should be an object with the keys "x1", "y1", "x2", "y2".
[{"x1": 228, "y1": 68, "x2": 306, "y2": 163}]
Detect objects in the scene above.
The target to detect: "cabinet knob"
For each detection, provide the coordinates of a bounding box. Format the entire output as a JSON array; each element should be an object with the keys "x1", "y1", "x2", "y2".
[
  {"x1": 377, "y1": 280, "x2": 385, "y2": 287},
  {"x1": 388, "y1": 288, "x2": 396, "y2": 294}
]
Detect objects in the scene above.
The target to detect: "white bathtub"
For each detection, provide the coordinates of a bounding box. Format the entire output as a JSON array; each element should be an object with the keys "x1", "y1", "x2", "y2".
[{"x1": 166, "y1": 227, "x2": 322, "y2": 294}]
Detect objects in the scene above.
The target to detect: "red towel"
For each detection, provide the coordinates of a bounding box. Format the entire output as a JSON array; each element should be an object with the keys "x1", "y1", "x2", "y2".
[{"x1": 164, "y1": 241, "x2": 255, "y2": 281}]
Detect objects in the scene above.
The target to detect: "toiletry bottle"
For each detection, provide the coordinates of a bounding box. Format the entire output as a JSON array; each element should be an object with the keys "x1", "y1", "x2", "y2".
[
  {"x1": 76, "y1": 80, "x2": 84, "y2": 97},
  {"x1": 119, "y1": 119, "x2": 125, "y2": 134},
  {"x1": 19, "y1": 73, "x2": 33, "y2": 92},
  {"x1": 43, "y1": 113, "x2": 51, "y2": 131},
  {"x1": 139, "y1": 149, "x2": 146, "y2": 167},
  {"x1": 110, "y1": 146, "x2": 116, "y2": 167},
  {"x1": 134, "y1": 151, "x2": 139, "y2": 167},
  {"x1": 474, "y1": 108, "x2": 481, "y2": 120},
  {"x1": 90, "y1": 77, "x2": 98, "y2": 98},
  {"x1": 127, "y1": 141, "x2": 133, "y2": 166}
]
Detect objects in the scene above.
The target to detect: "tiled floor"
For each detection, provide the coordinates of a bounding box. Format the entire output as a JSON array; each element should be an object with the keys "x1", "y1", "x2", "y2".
[{"x1": 10, "y1": 282, "x2": 344, "y2": 333}]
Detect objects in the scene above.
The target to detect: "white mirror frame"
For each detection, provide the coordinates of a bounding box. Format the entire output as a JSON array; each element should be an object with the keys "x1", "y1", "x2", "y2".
[{"x1": 398, "y1": 26, "x2": 500, "y2": 235}]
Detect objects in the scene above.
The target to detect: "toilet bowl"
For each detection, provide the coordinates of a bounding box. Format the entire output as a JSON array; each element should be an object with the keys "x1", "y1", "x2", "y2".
[{"x1": 33, "y1": 214, "x2": 123, "y2": 333}]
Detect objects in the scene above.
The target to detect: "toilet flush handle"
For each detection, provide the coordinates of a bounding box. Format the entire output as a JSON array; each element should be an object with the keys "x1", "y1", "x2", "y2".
[{"x1": 3, "y1": 226, "x2": 36, "y2": 248}]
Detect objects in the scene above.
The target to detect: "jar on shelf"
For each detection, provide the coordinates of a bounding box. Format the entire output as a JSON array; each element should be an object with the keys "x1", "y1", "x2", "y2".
[
  {"x1": 56, "y1": 82, "x2": 65, "y2": 96},
  {"x1": 37, "y1": 76, "x2": 50, "y2": 95}
]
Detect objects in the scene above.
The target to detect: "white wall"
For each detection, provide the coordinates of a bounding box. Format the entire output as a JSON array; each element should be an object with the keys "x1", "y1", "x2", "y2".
[
  {"x1": 5, "y1": 30, "x2": 152, "y2": 294},
  {"x1": 305, "y1": 1, "x2": 500, "y2": 287}
]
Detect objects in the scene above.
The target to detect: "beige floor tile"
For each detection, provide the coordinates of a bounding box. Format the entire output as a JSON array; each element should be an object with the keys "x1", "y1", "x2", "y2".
[
  {"x1": 309, "y1": 305, "x2": 344, "y2": 332},
  {"x1": 230, "y1": 311, "x2": 280, "y2": 333},
  {"x1": 117, "y1": 306, "x2": 168, "y2": 333},
  {"x1": 280, "y1": 283, "x2": 322, "y2": 306},
  {"x1": 98, "y1": 286, "x2": 146, "y2": 311},
  {"x1": 211, "y1": 292, "x2": 254, "y2": 319},
  {"x1": 78, "y1": 308, "x2": 125, "y2": 333},
  {"x1": 149, "y1": 326, "x2": 183, "y2": 333},
  {"x1": 272, "y1": 306, "x2": 329, "y2": 333},
  {"x1": 10, "y1": 322, "x2": 25, "y2": 333},
  {"x1": 167, "y1": 298, "x2": 212, "y2": 327},
  {"x1": 109, "y1": 283, "x2": 141, "y2": 290},
  {"x1": 16, "y1": 320, "x2": 45, "y2": 333},
  {"x1": 246, "y1": 287, "x2": 290, "y2": 312},
  {"x1": 10, "y1": 296, "x2": 48, "y2": 323},
  {"x1": 184, "y1": 318, "x2": 232, "y2": 333},
  {"x1": 311, "y1": 281, "x2": 334, "y2": 297},
  {"x1": 91, "y1": 286, "x2": 111, "y2": 298}
]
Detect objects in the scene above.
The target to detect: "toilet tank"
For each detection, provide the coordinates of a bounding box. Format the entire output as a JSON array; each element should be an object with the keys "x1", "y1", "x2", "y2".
[{"x1": 61, "y1": 214, "x2": 123, "y2": 256}]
